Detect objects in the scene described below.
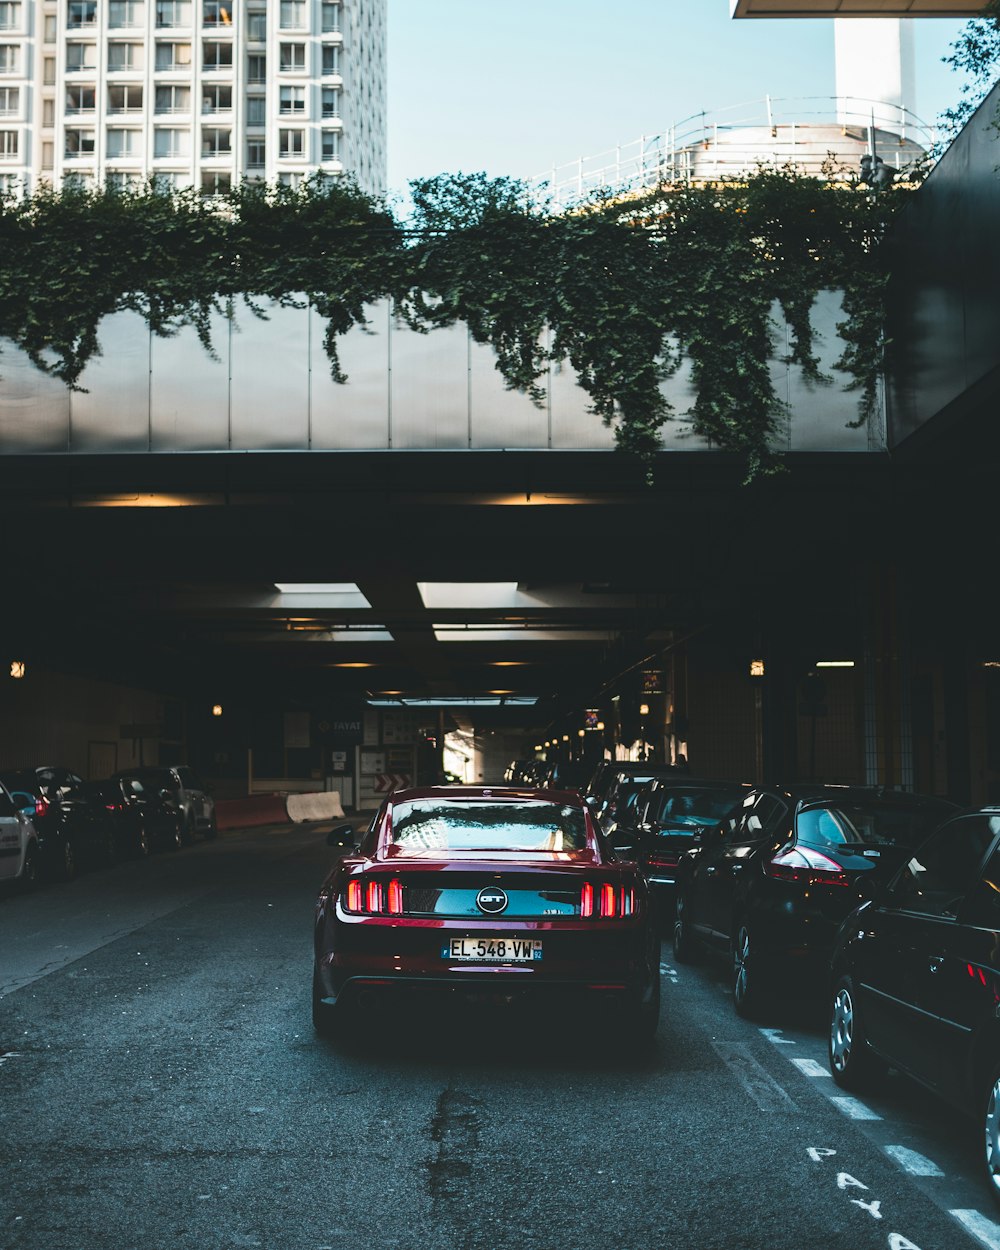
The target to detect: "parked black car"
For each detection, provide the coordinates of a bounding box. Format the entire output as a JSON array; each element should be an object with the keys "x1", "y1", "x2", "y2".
[
  {"x1": 0, "y1": 766, "x2": 116, "y2": 880},
  {"x1": 112, "y1": 766, "x2": 216, "y2": 844},
  {"x1": 633, "y1": 778, "x2": 752, "y2": 899},
  {"x1": 672, "y1": 783, "x2": 956, "y2": 1017},
  {"x1": 591, "y1": 764, "x2": 685, "y2": 836},
  {"x1": 828, "y1": 807, "x2": 1000, "y2": 1207},
  {"x1": 87, "y1": 774, "x2": 184, "y2": 856}
]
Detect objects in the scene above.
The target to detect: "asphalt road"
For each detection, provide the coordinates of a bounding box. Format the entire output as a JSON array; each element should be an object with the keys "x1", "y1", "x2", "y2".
[{"x1": 2, "y1": 823, "x2": 1000, "y2": 1250}]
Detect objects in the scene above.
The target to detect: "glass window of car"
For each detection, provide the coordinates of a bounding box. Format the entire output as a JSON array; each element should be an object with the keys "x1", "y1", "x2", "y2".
[
  {"x1": 176, "y1": 767, "x2": 200, "y2": 789},
  {"x1": 388, "y1": 799, "x2": 588, "y2": 854},
  {"x1": 890, "y1": 815, "x2": 999, "y2": 919},
  {"x1": 730, "y1": 793, "x2": 786, "y2": 845},
  {"x1": 796, "y1": 800, "x2": 950, "y2": 850},
  {"x1": 958, "y1": 827, "x2": 1000, "y2": 928}
]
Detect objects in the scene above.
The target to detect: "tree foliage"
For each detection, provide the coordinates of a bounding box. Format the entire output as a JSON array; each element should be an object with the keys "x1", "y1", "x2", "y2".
[
  {"x1": 941, "y1": 0, "x2": 1000, "y2": 139},
  {"x1": 0, "y1": 169, "x2": 907, "y2": 479}
]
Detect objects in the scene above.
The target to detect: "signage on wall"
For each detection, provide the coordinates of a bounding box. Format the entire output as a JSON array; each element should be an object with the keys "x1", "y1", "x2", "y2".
[{"x1": 641, "y1": 670, "x2": 663, "y2": 695}]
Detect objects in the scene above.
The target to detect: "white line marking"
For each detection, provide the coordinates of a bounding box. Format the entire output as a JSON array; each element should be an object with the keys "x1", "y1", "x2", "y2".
[
  {"x1": 830, "y1": 1096, "x2": 881, "y2": 1121},
  {"x1": 950, "y1": 1209, "x2": 1000, "y2": 1250},
  {"x1": 759, "y1": 1027, "x2": 796, "y2": 1045},
  {"x1": 885, "y1": 1145, "x2": 944, "y2": 1177},
  {"x1": 711, "y1": 1041, "x2": 799, "y2": 1113},
  {"x1": 790, "y1": 1057, "x2": 831, "y2": 1078}
]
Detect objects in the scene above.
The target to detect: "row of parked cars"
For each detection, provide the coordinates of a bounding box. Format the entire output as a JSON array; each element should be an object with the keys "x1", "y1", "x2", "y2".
[
  {"x1": 574, "y1": 759, "x2": 1000, "y2": 1208},
  {"x1": 0, "y1": 764, "x2": 217, "y2": 890}
]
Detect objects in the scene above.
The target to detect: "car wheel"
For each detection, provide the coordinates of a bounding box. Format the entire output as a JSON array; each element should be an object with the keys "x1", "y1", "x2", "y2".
[
  {"x1": 204, "y1": 813, "x2": 218, "y2": 841},
  {"x1": 60, "y1": 838, "x2": 77, "y2": 881},
  {"x1": 312, "y1": 968, "x2": 342, "y2": 1038},
  {"x1": 179, "y1": 812, "x2": 195, "y2": 846},
  {"x1": 672, "y1": 891, "x2": 698, "y2": 964},
  {"x1": 984, "y1": 1063, "x2": 1000, "y2": 1208},
  {"x1": 168, "y1": 821, "x2": 183, "y2": 852},
  {"x1": 733, "y1": 923, "x2": 768, "y2": 1019},
  {"x1": 829, "y1": 975, "x2": 888, "y2": 1091},
  {"x1": 136, "y1": 827, "x2": 151, "y2": 858}
]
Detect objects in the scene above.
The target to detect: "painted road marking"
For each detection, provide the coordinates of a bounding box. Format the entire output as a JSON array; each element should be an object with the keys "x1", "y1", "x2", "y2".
[
  {"x1": 951, "y1": 1209, "x2": 1000, "y2": 1250},
  {"x1": 790, "y1": 1056, "x2": 831, "y2": 1078},
  {"x1": 759, "y1": 1027, "x2": 796, "y2": 1045},
  {"x1": 711, "y1": 1041, "x2": 799, "y2": 1113},
  {"x1": 884, "y1": 1145, "x2": 944, "y2": 1178},
  {"x1": 659, "y1": 963, "x2": 678, "y2": 983},
  {"x1": 830, "y1": 1095, "x2": 881, "y2": 1121}
]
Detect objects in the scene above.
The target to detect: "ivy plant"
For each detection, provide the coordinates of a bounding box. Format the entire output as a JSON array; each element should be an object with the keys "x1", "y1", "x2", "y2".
[{"x1": 0, "y1": 168, "x2": 907, "y2": 479}]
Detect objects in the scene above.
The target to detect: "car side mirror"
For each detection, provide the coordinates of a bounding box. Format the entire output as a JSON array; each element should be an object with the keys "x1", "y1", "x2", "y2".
[{"x1": 326, "y1": 822, "x2": 357, "y2": 851}]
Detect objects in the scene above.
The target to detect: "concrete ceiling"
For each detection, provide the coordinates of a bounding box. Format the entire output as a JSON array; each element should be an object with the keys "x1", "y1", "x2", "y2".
[{"x1": 731, "y1": 0, "x2": 984, "y2": 15}]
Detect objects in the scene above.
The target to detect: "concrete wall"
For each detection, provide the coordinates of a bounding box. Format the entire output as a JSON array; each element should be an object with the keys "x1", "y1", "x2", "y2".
[{"x1": 0, "y1": 293, "x2": 880, "y2": 456}]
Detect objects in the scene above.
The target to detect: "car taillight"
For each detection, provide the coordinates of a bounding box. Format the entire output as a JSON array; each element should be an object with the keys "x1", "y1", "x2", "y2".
[
  {"x1": 765, "y1": 847, "x2": 850, "y2": 887},
  {"x1": 580, "y1": 882, "x2": 635, "y2": 917},
  {"x1": 647, "y1": 850, "x2": 679, "y2": 868},
  {"x1": 344, "y1": 876, "x2": 405, "y2": 915},
  {"x1": 35, "y1": 794, "x2": 51, "y2": 820}
]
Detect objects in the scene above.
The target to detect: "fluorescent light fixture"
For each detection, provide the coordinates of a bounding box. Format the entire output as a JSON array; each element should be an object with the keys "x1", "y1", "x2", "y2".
[
  {"x1": 815, "y1": 661, "x2": 855, "y2": 668},
  {"x1": 418, "y1": 582, "x2": 519, "y2": 608},
  {"x1": 433, "y1": 627, "x2": 607, "y2": 643},
  {"x1": 274, "y1": 583, "x2": 360, "y2": 593},
  {"x1": 365, "y1": 695, "x2": 538, "y2": 708}
]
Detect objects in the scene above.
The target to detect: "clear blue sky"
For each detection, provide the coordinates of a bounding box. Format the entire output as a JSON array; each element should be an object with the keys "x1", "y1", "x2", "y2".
[{"x1": 386, "y1": 1, "x2": 970, "y2": 199}]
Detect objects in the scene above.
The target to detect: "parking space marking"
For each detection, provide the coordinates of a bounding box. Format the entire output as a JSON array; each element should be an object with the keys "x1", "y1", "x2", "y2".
[
  {"x1": 885, "y1": 1146, "x2": 944, "y2": 1178},
  {"x1": 830, "y1": 1096, "x2": 881, "y2": 1121},
  {"x1": 659, "y1": 963, "x2": 679, "y2": 983},
  {"x1": 790, "y1": 1056, "x2": 831, "y2": 1078},
  {"x1": 950, "y1": 1209, "x2": 1000, "y2": 1250}
]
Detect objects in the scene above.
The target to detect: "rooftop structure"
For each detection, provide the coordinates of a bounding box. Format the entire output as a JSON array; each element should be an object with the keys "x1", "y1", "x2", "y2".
[
  {"x1": 0, "y1": 0, "x2": 386, "y2": 197},
  {"x1": 731, "y1": 1, "x2": 983, "y2": 15}
]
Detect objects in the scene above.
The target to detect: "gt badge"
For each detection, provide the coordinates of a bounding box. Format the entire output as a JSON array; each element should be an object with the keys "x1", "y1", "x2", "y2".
[{"x1": 476, "y1": 886, "x2": 508, "y2": 915}]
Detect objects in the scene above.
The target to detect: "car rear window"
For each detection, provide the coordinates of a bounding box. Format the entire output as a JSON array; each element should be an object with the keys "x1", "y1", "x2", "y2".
[
  {"x1": 655, "y1": 786, "x2": 747, "y2": 828},
  {"x1": 796, "y1": 802, "x2": 946, "y2": 850},
  {"x1": 388, "y1": 799, "x2": 589, "y2": 853}
]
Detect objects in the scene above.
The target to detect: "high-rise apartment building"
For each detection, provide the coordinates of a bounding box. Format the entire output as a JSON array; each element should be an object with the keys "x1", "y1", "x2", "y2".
[{"x1": 0, "y1": 0, "x2": 385, "y2": 197}]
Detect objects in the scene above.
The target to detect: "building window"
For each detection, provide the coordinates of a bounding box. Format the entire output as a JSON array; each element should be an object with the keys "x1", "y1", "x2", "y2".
[
  {"x1": 277, "y1": 170, "x2": 301, "y2": 188},
  {"x1": 278, "y1": 42, "x2": 305, "y2": 72},
  {"x1": 64, "y1": 127, "x2": 96, "y2": 156},
  {"x1": 43, "y1": 13, "x2": 57, "y2": 39},
  {"x1": 155, "y1": 41, "x2": 192, "y2": 69},
  {"x1": 156, "y1": 0, "x2": 191, "y2": 26},
  {"x1": 42, "y1": 139, "x2": 54, "y2": 167},
  {"x1": 154, "y1": 125, "x2": 189, "y2": 156},
  {"x1": 321, "y1": 129, "x2": 339, "y2": 161},
  {"x1": 108, "y1": 42, "x2": 144, "y2": 70},
  {"x1": 109, "y1": 0, "x2": 144, "y2": 27},
  {"x1": 202, "y1": 0, "x2": 231, "y2": 24},
  {"x1": 0, "y1": 42, "x2": 19, "y2": 72},
  {"x1": 43, "y1": 56, "x2": 56, "y2": 84},
  {"x1": 321, "y1": 1, "x2": 340, "y2": 32},
  {"x1": 246, "y1": 138, "x2": 264, "y2": 168},
  {"x1": 321, "y1": 86, "x2": 340, "y2": 118},
  {"x1": 279, "y1": 84, "x2": 303, "y2": 114},
  {"x1": 279, "y1": 0, "x2": 304, "y2": 28},
  {"x1": 246, "y1": 10, "x2": 265, "y2": 39},
  {"x1": 0, "y1": 3, "x2": 20, "y2": 30},
  {"x1": 106, "y1": 170, "x2": 144, "y2": 190},
  {"x1": 66, "y1": 84, "x2": 96, "y2": 111},
  {"x1": 202, "y1": 83, "x2": 231, "y2": 112},
  {"x1": 42, "y1": 96, "x2": 55, "y2": 125},
  {"x1": 247, "y1": 53, "x2": 265, "y2": 82},
  {"x1": 0, "y1": 128, "x2": 17, "y2": 157},
  {"x1": 68, "y1": 0, "x2": 97, "y2": 25},
  {"x1": 106, "y1": 127, "x2": 141, "y2": 157},
  {"x1": 278, "y1": 127, "x2": 303, "y2": 158},
  {"x1": 245, "y1": 94, "x2": 264, "y2": 125},
  {"x1": 66, "y1": 41, "x2": 99, "y2": 71},
  {"x1": 201, "y1": 169, "x2": 230, "y2": 194},
  {"x1": 151, "y1": 170, "x2": 179, "y2": 189},
  {"x1": 202, "y1": 40, "x2": 232, "y2": 70},
  {"x1": 201, "y1": 125, "x2": 230, "y2": 156},
  {"x1": 321, "y1": 44, "x2": 339, "y2": 76},
  {"x1": 108, "y1": 83, "x2": 143, "y2": 112},
  {"x1": 155, "y1": 83, "x2": 190, "y2": 112},
  {"x1": 0, "y1": 85, "x2": 16, "y2": 114}
]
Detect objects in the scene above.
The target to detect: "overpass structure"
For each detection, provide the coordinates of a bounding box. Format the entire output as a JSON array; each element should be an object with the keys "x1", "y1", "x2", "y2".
[{"x1": 1, "y1": 81, "x2": 999, "y2": 809}]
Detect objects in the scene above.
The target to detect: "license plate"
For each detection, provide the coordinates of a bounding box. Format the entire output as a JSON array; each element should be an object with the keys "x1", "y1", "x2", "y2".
[{"x1": 442, "y1": 937, "x2": 543, "y2": 962}]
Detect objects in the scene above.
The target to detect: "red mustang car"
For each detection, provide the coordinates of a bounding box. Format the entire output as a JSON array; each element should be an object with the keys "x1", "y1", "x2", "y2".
[{"x1": 312, "y1": 785, "x2": 660, "y2": 1040}]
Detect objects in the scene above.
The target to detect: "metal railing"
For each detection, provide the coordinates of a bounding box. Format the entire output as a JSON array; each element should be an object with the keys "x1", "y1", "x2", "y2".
[{"x1": 532, "y1": 96, "x2": 937, "y2": 209}]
